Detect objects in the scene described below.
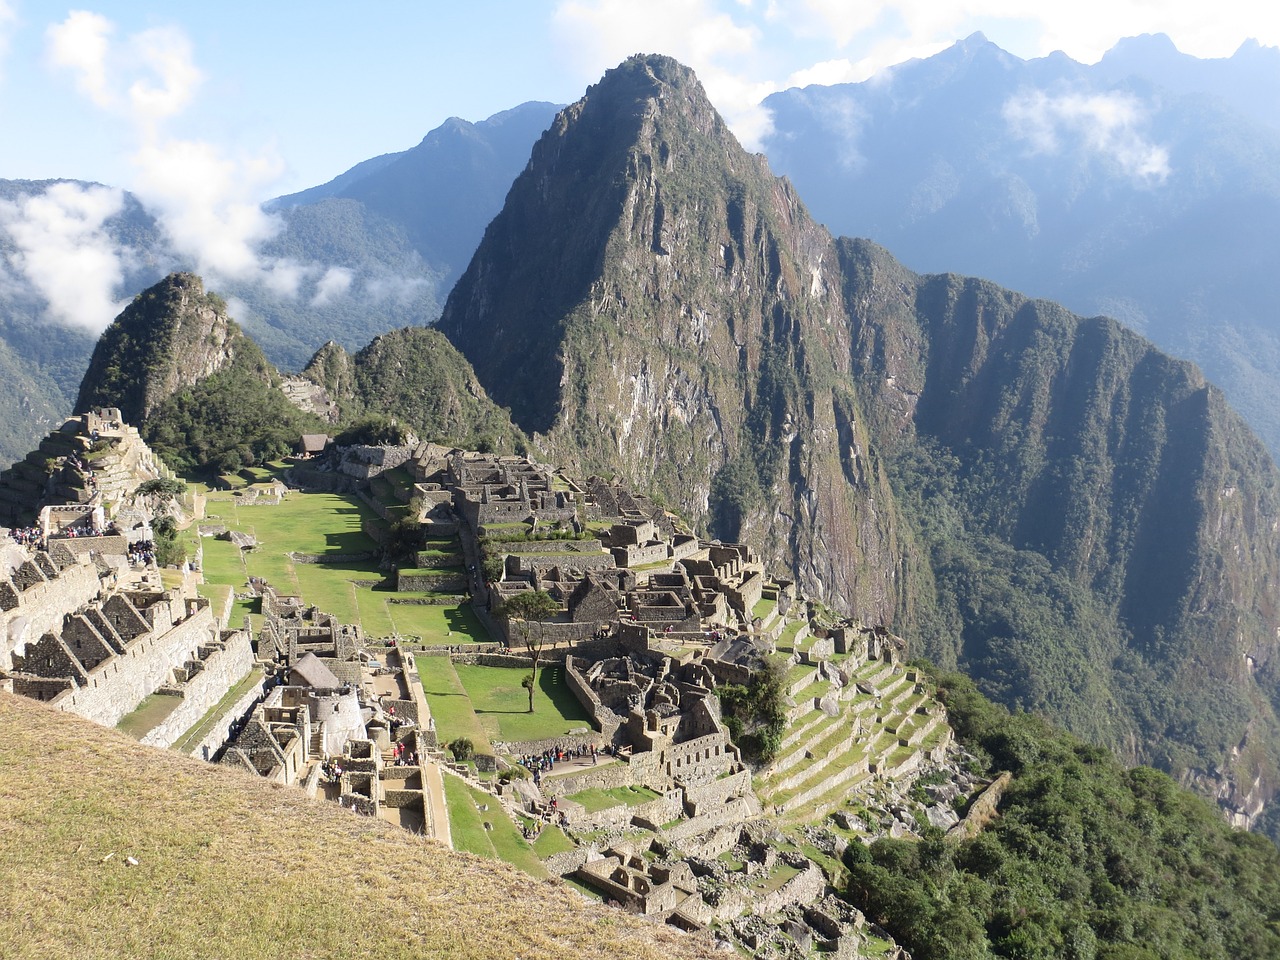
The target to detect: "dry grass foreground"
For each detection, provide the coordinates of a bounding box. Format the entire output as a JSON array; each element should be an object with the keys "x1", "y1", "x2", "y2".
[{"x1": 0, "y1": 693, "x2": 721, "y2": 960}]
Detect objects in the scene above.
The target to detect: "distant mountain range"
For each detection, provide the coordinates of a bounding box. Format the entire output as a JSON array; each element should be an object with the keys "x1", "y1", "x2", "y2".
[
  {"x1": 762, "y1": 32, "x2": 1280, "y2": 456},
  {"x1": 5, "y1": 34, "x2": 1280, "y2": 471}
]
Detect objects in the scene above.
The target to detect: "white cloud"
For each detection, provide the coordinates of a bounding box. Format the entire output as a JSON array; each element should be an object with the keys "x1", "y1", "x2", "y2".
[
  {"x1": 1004, "y1": 90, "x2": 1171, "y2": 182},
  {"x1": 43, "y1": 12, "x2": 354, "y2": 303},
  {"x1": 311, "y1": 266, "x2": 353, "y2": 306},
  {"x1": 129, "y1": 137, "x2": 284, "y2": 282},
  {"x1": 45, "y1": 10, "x2": 116, "y2": 107},
  {"x1": 126, "y1": 25, "x2": 202, "y2": 126},
  {"x1": 0, "y1": 182, "x2": 129, "y2": 331},
  {"x1": 364, "y1": 272, "x2": 431, "y2": 304}
]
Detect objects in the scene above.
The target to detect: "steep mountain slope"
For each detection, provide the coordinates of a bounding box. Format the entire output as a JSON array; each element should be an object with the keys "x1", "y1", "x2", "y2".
[
  {"x1": 840, "y1": 239, "x2": 1280, "y2": 823},
  {"x1": 438, "y1": 55, "x2": 908, "y2": 623},
  {"x1": 760, "y1": 33, "x2": 1280, "y2": 459},
  {"x1": 76, "y1": 273, "x2": 320, "y2": 473},
  {"x1": 299, "y1": 328, "x2": 526, "y2": 453},
  {"x1": 436, "y1": 54, "x2": 1280, "y2": 833}
]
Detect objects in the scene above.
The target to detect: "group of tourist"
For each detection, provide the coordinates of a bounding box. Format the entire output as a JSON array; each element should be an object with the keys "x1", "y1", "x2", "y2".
[
  {"x1": 518, "y1": 743, "x2": 606, "y2": 779},
  {"x1": 9, "y1": 526, "x2": 45, "y2": 551},
  {"x1": 127, "y1": 539, "x2": 156, "y2": 566},
  {"x1": 390, "y1": 740, "x2": 418, "y2": 766}
]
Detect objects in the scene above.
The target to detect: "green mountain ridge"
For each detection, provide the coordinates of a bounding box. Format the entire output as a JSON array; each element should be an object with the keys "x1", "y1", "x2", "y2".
[
  {"x1": 299, "y1": 327, "x2": 526, "y2": 453},
  {"x1": 435, "y1": 54, "x2": 1280, "y2": 834},
  {"x1": 74, "y1": 274, "x2": 522, "y2": 474}
]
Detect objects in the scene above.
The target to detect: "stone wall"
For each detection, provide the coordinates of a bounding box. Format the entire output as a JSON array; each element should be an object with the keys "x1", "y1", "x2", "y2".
[
  {"x1": 655, "y1": 731, "x2": 737, "y2": 786},
  {"x1": 290, "y1": 552, "x2": 376, "y2": 565},
  {"x1": 757, "y1": 861, "x2": 826, "y2": 915},
  {"x1": 184, "y1": 671, "x2": 270, "y2": 761},
  {"x1": 681, "y1": 769, "x2": 753, "y2": 816},
  {"x1": 140, "y1": 631, "x2": 255, "y2": 748},
  {"x1": 542, "y1": 758, "x2": 640, "y2": 798},
  {"x1": 510, "y1": 552, "x2": 616, "y2": 576},
  {"x1": 397, "y1": 571, "x2": 467, "y2": 592},
  {"x1": 0, "y1": 555, "x2": 101, "y2": 671},
  {"x1": 488, "y1": 539, "x2": 603, "y2": 555},
  {"x1": 52, "y1": 605, "x2": 220, "y2": 728},
  {"x1": 564, "y1": 656, "x2": 625, "y2": 741},
  {"x1": 451, "y1": 652, "x2": 531, "y2": 669},
  {"x1": 499, "y1": 730, "x2": 602, "y2": 757},
  {"x1": 573, "y1": 788, "x2": 683, "y2": 834}
]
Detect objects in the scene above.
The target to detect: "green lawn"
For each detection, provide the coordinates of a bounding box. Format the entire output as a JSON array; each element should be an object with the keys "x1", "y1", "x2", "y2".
[
  {"x1": 116, "y1": 692, "x2": 182, "y2": 739},
  {"x1": 415, "y1": 655, "x2": 495, "y2": 753},
  {"x1": 565, "y1": 785, "x2": 660, "y2": 813},
  {"x1": 415, "y1": 657, "x2": 593, "y2": 747},
  {"x1": 532, "y1": 824, "x2": 576, "y2": 857},
  {"x1": 453, "y1": 662, "x2": 592, "y2": 742},
  {"x1": 443, "y1": 776, "x2": 546, "y2": 877},
  {"x1": 191, "y1": 485, "x2": 497, "y2": 642}
]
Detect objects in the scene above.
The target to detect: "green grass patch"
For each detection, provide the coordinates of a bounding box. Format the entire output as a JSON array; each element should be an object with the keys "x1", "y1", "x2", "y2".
[
  {"x1": 453, "y1": 663, "x2": 593, "y2": 742},
  {"x1": 116, "y1": 692, "x2": 182, "y2": 739},
  {"x1": 532, "y1": 825, "x2": 576, "y2": 857},
  {"x1": 565, "y1": 785, "x2": 660, "y2": 813},
  {"x1": 414, "y1": 655, "x2": 494, "y2": 754},
  {"x1": 389, "y1": 602, "x2": 490, "y2": 643},
  {"x1": 397, "y1": 566, "x2": 464, "y2": 577},
  {"x1": 444, "y1": 777, "x2": 546, "y2": 878}
]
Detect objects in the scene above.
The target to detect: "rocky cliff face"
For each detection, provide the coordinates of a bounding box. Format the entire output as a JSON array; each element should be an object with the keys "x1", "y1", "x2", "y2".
[
  {"x1": 76, "y1": 273, "x2": 258, "y2": 423},
  {"x1": 438, "y1": 55, "x2": 906, "y2": 622},
  {"x1": 436, "y1": 54, "x2": 1280, "y2": 832},
  {"x1": 838, "y1": 238, "x2": 1280, "y2": 829}
]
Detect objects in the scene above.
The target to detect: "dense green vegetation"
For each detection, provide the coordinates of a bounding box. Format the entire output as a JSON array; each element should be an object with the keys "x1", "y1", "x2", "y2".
[
  {"x1": 301, "y1": 327, "x2": 526, "y2": 454},
  {"x1": 844, "y1": 670, "x2": 1280, "y2": 960},
  {"x1": 144, "y1": 341, "x2": 322, "y2": 474},
  {"x1": 715, "y1": 656, "x2": 787, "y2": 763}
]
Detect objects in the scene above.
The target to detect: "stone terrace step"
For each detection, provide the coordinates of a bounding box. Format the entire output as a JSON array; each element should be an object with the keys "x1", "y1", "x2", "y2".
[
  {"x1": 780, "y1": 705, "x2": 829, "y2": 747},
  {"x1": 805, "y1": 768, "x2": 875, "y2": 822},
  {"x1": 776, "y1": 743, "x2": 870, "y2": 814},
  {"x1": 760, "y1": 716, "x2": 857, "y2": 798},
  {"x1": 762, "y1": 711, "x2": 848, "y2": 783}
]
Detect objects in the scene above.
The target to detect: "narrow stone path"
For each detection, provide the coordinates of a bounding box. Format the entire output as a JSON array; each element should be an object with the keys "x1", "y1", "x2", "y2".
[{"x1": 422, "y1": 758, "x2": 452, "y2": 847}]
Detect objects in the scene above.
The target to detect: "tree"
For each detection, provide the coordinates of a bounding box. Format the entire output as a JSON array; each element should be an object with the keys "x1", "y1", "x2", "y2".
[{"x1": 498, "y1": 590, "x2": 559, "y2": 712}]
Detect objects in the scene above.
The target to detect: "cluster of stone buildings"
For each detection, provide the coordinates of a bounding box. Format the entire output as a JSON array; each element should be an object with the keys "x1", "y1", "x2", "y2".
[{"x1": 389, "y1": 450, "x2": 937, "y2": 954}]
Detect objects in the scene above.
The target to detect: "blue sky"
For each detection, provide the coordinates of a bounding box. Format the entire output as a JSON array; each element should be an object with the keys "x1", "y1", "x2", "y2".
[{"x1": 2, "y1": 1, "x2": 1277, "y2": 196}]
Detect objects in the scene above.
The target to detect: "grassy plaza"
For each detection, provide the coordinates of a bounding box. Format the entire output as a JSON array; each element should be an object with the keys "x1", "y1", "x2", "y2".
[{"x1": 185, "y1": 474, "x2": 496, "y2": 645}]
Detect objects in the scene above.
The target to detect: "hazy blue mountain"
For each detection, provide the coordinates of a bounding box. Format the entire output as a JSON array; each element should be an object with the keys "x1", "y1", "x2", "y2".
[
  {"x1": 268, "y1": 100, "x2": 563, "y2": 298},
  {"x1": 0, "y1": 102, "x2": 561, "y2": 465},
  {"x1": 761, "y1": 33, "x2": 1280, "y2": 457}
]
